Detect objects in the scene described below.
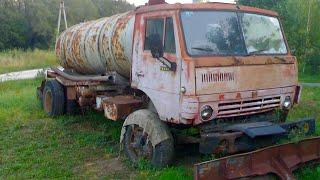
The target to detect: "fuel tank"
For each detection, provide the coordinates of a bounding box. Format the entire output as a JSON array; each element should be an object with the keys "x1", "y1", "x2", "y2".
[{"x1": 55, "y1": 12, "x2": 135, "y2": 78}]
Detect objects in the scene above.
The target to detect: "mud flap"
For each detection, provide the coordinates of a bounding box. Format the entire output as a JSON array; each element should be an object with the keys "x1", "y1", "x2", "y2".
[{"x1": 195, "y1": 132, "x2": 319, "y2": 180}]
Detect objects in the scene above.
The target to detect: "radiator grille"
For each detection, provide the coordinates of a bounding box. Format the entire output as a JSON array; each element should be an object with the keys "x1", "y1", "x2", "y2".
[
  {"x1": 217, "y1": 96, "x2": 281, "y2": 118},
  {"x1": 201, "y1": 72, "x2": 235, "y2": 83}
]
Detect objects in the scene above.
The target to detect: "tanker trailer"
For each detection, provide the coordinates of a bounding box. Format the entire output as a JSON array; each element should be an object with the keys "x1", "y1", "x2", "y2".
[
  {"x1": 37, "y1": 1, "x2": 317, "y2": 178},
  {"x1": 55, "y1": 11, "x2": 135, "y2": 77}
]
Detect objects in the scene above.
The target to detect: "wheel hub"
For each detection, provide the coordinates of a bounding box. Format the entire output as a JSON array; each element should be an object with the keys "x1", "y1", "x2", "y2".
[
  {"x1": 44, "y1": 90, "x2": 53, "y2": 113},
  {"x1": 129, "y1": 125, "x2": 153, "y2": 160}
]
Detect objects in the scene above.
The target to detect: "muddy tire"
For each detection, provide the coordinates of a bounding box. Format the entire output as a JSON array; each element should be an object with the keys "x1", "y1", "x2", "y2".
[
  {"x1": 123, "y1": 110, "x2": 174, "y2": 168},
  {"x1": 36, "y1": 88, "x2": 43, "y2": 107},
  {"x1": 43, "y1": 80, "x2": 65, "y2": 117}
]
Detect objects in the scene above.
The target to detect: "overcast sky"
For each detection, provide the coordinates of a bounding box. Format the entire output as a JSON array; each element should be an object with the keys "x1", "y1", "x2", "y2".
[{"x1": 126, "y1": 0, "x2": 235, "y2": 6}]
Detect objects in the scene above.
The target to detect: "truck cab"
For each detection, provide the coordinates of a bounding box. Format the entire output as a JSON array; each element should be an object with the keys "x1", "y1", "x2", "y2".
[{"x1": 132, "y1": 3, "x2": 300, "y2": 126}]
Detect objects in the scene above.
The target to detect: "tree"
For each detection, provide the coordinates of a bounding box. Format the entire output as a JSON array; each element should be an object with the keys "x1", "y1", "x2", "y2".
[
  {"x1": 0, "y1": 6, "x2": 28, "y2": 50},
  {"x1": 0, "y1": 0, "x2": 135, "y2": 51}
]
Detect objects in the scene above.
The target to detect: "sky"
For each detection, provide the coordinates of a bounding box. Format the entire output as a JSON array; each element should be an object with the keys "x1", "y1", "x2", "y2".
[{"x1": 126, "y1": 0, "x2": 235, "y2": 6}]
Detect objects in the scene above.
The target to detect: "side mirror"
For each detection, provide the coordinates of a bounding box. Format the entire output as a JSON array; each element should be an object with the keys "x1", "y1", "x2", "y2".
[
  {"x1": 149, "y1": 34, "x2": 164, "y2": 58},
  {"x1": 148, "y1": 33, "x2": 176, "y2": 72}
]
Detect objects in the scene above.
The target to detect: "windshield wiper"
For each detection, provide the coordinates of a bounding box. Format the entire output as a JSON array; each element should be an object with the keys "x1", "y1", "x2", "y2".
[
  {"x1": 191, "y1": 47, "x2": 214, "y2": 52},
  {"x1": 247, "y1": 49, "x2": 269, "y2": 55}
]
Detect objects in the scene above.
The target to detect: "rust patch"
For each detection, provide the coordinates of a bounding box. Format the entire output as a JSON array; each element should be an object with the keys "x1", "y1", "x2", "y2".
[
  {"x1": 195, "y1": 136, "x2": 320, "y2": 180},
  {"x1": 103, "y1": 95, "x2": 143, "y2": 121},
  {"x1": 136, "y1": 2, "x2": 279, "y2": 17},
  {"x1": 78, "y1": 97, "x2": 95, "y2": 107},
  {"x1": 66, "y1": 87, "x2": 77, "y2": 100},
  {"x1": 77, "y1": 86, "x2": 96, "y2": 98}
]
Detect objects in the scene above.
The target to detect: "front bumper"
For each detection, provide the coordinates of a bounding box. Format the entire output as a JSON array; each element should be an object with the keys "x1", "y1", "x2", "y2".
[
  {"x1": 199, "y1": 118, "x2": 315, "y2": 154},
  {"x1": 181, "y1": 86, "x2": 300, "y2": 125}
]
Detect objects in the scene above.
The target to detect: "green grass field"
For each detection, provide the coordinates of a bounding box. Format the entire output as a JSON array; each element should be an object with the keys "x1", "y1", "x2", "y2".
[
  {"x1": 0, "y1": 49, "x2": 58, "y2": 74},
  {"x1": 0, "y1": 78, "x2": 319, "y2": 179}
]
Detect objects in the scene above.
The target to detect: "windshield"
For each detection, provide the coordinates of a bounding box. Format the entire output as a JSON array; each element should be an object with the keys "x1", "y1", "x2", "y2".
[{"x1": 181, "y1": 11, "x2": 288, "y2": 56}]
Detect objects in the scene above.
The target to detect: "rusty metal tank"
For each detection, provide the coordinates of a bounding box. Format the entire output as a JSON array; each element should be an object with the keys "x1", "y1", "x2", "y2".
[{"x1": 55, "y1": 12, "x2": 135, "y2": 78}]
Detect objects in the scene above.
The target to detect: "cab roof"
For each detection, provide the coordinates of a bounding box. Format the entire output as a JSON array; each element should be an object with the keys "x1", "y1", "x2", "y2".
[{"x1": 135, "y1": 2, "x2": 278, "y2": 17}]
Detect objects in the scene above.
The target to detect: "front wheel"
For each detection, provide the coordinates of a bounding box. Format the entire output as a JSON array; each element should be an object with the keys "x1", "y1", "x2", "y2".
[{"x1": 122, "y1": 110, "x2": 174, "y2": 168}]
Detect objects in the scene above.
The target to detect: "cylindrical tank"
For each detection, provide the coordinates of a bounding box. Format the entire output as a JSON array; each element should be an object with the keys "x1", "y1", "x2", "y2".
[{"x1": 55, "y1": 12, "x2": 135, "y2": 78}]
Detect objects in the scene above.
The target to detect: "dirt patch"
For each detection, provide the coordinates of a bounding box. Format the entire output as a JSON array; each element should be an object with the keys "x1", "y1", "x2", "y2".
[
  {"x1": 74, "y1": 155, "x2": 135, "y2": 179},
  {"x1": 69, "y1": 121, "x2": 96, "y2": 132}
]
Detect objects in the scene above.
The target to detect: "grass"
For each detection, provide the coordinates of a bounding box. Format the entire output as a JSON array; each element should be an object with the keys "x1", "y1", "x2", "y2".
[
  {"x1": 0, "y1": 49, "x2": 58, "y2": 74},
  {"x1": 298, "y1": 64, "x2": 320, "y2": 83},
  {"x1": 299, "y1": 73, "x2": 320, "y2": 83},
  {"x1": 288, "y1": 87, "x2": 320, "y2": 132},
  {"x1": 0, "y1": 80, "x2": 319, "y2": 179}
]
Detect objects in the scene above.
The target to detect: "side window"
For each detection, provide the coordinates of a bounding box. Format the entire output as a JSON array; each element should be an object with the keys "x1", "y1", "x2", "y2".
[
  {"x1": 144, "y1": 18, "x2": 164, "y2": 50},
  {"x1": 164, "y1": 17, "x2": 176, "y2": 53}
]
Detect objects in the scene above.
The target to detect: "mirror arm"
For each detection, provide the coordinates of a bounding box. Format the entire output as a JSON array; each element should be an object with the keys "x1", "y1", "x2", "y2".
[{"x1": 157, "y1": 57, "x2": 177, "y2": 71}]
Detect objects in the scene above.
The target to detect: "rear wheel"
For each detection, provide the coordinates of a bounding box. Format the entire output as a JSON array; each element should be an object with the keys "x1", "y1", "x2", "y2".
[{"x1": 43, "y1": 80, "x2": 65, "y2": 117}]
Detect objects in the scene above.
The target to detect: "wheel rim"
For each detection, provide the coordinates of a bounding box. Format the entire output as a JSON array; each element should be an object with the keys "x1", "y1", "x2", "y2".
[
  {"x1": 44, "y1": 89, "x2": 53, "y2": 114},
  {"x1": 128, "y1": 125, "x2": 153, "y2": 161}
]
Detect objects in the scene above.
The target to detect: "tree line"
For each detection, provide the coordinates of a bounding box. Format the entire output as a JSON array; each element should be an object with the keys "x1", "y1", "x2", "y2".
[{"x1": 0, "y1": 0, "x2": 134, "y2": 51}]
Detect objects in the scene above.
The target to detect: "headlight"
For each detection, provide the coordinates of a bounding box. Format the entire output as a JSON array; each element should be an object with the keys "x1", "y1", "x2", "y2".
[
  {"x1": 283, "y1": 96, "x2": 292, "y2": 109},
  {"x1": 201, "y1": 105, "x2": 213, "y2": 121}
]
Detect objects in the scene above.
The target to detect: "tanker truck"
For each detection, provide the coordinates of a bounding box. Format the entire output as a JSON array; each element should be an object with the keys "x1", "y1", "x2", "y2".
[{"x1": 37, "y1": 1, "x2": 317, "y2": 178}]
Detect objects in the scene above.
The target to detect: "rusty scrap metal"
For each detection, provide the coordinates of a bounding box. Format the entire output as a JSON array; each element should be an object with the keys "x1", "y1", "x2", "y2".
[
  {"x1": 77, "y1": 86, "x2": 96, "y2": 98},
  {"x1": 78, "y1": 97, "x2": 95, "y2": 107},
  {"x1": 194, "y1": 136, "x2": 320, "y2": 180},
  {"x1": 55, "y1": 76, "x2": 101, "y2": 87}
]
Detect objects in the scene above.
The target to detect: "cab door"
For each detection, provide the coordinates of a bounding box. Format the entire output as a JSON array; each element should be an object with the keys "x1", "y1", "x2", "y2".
[{"x1": 131, "y1": 12, "x2": 181, "y2": 122}]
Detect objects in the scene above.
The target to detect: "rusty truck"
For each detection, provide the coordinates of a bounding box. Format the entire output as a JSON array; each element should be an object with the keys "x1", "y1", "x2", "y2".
[{"x1": 37, "y1": 1, "x2": 317, "y2": 179}]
